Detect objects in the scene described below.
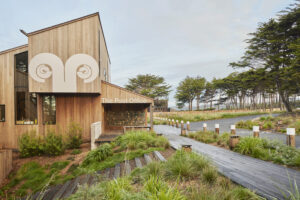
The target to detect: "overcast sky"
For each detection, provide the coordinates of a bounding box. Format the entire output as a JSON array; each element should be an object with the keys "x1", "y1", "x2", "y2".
[{"x1": 0, "y1": 0, "x2": 294, "y2": 107}]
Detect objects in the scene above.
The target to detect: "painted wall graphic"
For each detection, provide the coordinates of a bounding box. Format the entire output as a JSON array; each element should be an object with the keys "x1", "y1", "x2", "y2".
[{"x1": 29, "y1": 53, "x2": 99, "y2": 92}]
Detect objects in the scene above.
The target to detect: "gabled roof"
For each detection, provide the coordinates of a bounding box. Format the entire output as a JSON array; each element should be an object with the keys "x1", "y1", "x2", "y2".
[
  {"x1": 0, "y1": 44, "x2": 28, "y2": 55},
  {"x1": 21, "y1": 12, "x2": 111, "y2": 62}
]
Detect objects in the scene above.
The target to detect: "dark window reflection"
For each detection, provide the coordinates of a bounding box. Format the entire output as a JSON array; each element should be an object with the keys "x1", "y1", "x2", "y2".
[
  {"x1": 42, "y1": 95, "x2": 56, "y2": 125},
  {"x1": 0, "y1": 105, "x2": 5, "y2": 122},
  {"x1": 15, "y1": 51, "x2": 37, "y2": 125}
]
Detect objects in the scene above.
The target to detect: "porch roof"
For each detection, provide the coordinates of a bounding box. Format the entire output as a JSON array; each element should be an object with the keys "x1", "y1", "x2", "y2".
[{"x1": 101, "y1": 81, "x2": 154, "y2": 104}]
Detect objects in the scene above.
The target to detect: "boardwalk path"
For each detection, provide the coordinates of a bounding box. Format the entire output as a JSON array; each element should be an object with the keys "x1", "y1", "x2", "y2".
[
  {"x1": 189, "y1": 114, "x2": 300, "y2": 148},
  {"x1": 154, "y1": 125, "x2": 300, "y2": 200}
]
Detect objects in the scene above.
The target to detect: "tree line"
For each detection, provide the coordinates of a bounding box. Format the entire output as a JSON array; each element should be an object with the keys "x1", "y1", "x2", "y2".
[{"x1": 125, "y1": 2, "x2": 300, "y2": 112}]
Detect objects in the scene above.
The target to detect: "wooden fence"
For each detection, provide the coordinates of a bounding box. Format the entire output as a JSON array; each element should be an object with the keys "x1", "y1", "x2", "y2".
[{"x1": 0, "y1": 150, "x2": 12, "y2": 184}]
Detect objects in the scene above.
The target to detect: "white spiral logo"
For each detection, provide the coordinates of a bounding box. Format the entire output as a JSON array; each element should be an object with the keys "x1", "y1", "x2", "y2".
[
  {"x1": 77, "y1": 65, "x2": 93, "y2": 80},
  {"x1": 36, "y1": 64, "x2": 52, "y2": 79}
]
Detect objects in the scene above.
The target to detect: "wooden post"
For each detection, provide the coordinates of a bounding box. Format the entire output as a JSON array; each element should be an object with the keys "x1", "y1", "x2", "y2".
[
  {"x1": 182, "y1": 144, "x2": 192, "y2": 152},
  {"x1": 230, "y1": 125, "x2": 236, "y2": 135},
  {"x1": 150, "y1": 104, "x2": 154, "y2": 131},
  {"x1": 253, "y1": 126, "x2": 260, "y2": 138},
  {"x1": 172, "y1": 119, "x2": 175, "y2": 127},
  {"x1": 181, "y1": 120, "x2": 184, "y2": 130},
  {"x1": 229, "y1": 136, "x2": 240, "y2": 150},
  {"x1": 181, "y1": 128, "x2": 187, "y2": 136},
  {"x1": 187, "y1": 121, "x2": 190, "y2": 131},
  {"x1": 168, "y1": 119, "x2": 171, "y2": 126},
  {"x1": 176, "y1": 120, "x2": 179, "y2": 128},
  {"x1": 203, "y1": 123, "x2": 207, "y2": 132},
  {"x1": 286, "y1": 128, "x2": 296, "y2": 147},
  {"x1": 215, "y1": 124, "x2": 219, "y2": 135}
]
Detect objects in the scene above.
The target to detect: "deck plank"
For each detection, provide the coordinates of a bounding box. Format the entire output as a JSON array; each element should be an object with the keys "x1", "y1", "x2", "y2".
[
  {"x1": 114, "y1": 164, "x2": 121, "y2": 179},
  {"x1": 153, "y1": 151, "x2": 167, "y2": 162},
  {"x1": 144, "y1": 154, "x2": 152, "y2": 164},
  {"x1": 135, "y1": 157, "x2": 143, "y2": 168},
  {"x1": 125, "y1": 160, "x2": 131, "y2": 175}
]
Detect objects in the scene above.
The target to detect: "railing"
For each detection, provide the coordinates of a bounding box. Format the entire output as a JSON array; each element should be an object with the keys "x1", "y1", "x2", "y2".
[
  {"x1": 0, "y1": 150, "x2": 12, "y2": 184},
  {"x1": 91, "y1": 122, "x2": 101, "y2": 150}
]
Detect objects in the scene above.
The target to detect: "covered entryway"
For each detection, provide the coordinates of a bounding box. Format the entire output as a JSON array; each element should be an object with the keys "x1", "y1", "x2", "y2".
[{"x1": 94, "y1": 81, "x2": 154, "y2": 143}]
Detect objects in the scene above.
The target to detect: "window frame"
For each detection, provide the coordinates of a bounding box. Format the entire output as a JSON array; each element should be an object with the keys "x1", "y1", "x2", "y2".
[{"x1": 0, "y1": 105, "x2": 5, "y2": 122}]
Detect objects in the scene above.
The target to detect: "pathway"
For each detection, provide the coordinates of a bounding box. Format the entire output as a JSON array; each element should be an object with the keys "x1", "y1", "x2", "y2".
[
  {"x1": 189, "y1": 114, "x2": 300, "y2": 148},
  {"x1": 154, "y1": 125, "x2": 300, "y2": 200}
]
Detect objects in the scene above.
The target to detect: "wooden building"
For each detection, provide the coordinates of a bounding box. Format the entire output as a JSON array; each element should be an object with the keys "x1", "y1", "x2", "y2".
[{"x1": 0, "y1": 13, "x2": 154, "y2": 149}]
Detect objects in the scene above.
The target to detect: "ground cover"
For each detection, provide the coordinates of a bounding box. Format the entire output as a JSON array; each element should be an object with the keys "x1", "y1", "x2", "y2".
[
  {"x1": 0, "y1": 130, "x2": 170, "y2": 199},
  {"x1": 186, "y1": 131, "x2": 300, "y2": 168},
  {"x1": 155, "y1": 110, "x2": 278, "y2": 123},
  {"x1": 236, "y1": 113, "x2": 300, "y2": 135},
  {"x1": 67, "y1": 150, "x2": 261, "y2": 200}
]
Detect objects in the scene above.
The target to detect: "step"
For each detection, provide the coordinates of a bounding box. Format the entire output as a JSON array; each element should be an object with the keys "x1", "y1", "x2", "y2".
[
  {"x1": 124, "y1": 160, "x2": 131, "y2": 175},
  {"x1": 61, "y1": 176, "x2": 80, "y2": 199},
  {"x1": 103, "y1": 168, "x2": 111, "y2": 179},
  {"x1": 153, "y1": 151, "x2": 167, "y2": 162},
  {"x1": 144, "y1": 154, "x2": 152, "y2": 164},
  {"x1": 135, "y1": 157, "x2": 143, "y2": 168},
  {"x1": 114, "y1": 163, "x2": 121, "y2": 179},
  {"x1": 42, "y1": 184, "x2": 62, "y2": 200},
  {"x1": 52, "y1": 180, "x2": 71, "y2": 200}
]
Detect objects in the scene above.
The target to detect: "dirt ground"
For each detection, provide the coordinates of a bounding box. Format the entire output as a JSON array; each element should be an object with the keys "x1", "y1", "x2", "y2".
[{"x1": 0, "y1": 143, "x2": 91, "y2": 188}]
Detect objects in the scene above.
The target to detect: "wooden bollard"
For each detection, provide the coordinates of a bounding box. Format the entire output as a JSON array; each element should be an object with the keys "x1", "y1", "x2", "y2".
[
  {"x1": 203, "y1": 123, "x2": 207, "y2": 132},
  {"x1": 286, "y1": 128, "x2": 296, "y2": 147},
  {"x1": 168, "y1": 119, "x2": 171, "y2": 126},
  {"x1": 176, "y1": 120, "x2": 179, "y2": 128},
  {"x1": 253, "y1": 126, "x2": 260, "y2": 138},
  {"x1": 215, "y1": 124, "x2": 220, "y2": 134},
  {"x1": 181, "y1": 120, "x2": 184, "y2": 130},
  {"x1": 230, "y1": 125, "x2": 236, "y2": 135},
  {"x1": 187, "y1": 121, "x2": 190, "y2": 131},
  {"x1": 182, "y1": 144, "x2": 192, "y2": 152},
  {"x1": 229, "y1": 136, "x2": 240, "y2": 150},
  {"x1": 181, "y1": 128, "x2": 187, "y2": 136},
  {"x1": 172, "y1": 119, "x2": 175, "y2": 127}
]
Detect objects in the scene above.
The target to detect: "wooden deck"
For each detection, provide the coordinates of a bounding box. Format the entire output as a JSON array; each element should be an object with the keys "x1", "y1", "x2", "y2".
[{"x1": 154, "y1": 125, "x2": 300, "y2": 200}]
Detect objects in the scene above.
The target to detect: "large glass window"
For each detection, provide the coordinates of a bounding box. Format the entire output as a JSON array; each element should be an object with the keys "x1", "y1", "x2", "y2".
[
  {"x1": 15, "y1": 52, "x2": 37, "y2": 125},
  {"x1": 0, "y1": 105, "x2": 5, "y2": 122},
  {"x1": 42, "y1": 95, "x2": 56, "y2": 125}
]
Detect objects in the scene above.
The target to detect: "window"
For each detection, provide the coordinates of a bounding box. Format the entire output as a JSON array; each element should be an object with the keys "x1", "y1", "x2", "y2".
[
  {"x1": 0, "y1": 105, "x2": 5, "y2": 122},
  {"x1": 42, "y1": 95, "x2": 56, "y2": 125},
  {"x1": 15, "y1": 51, "x2": 37, "y2": 125}
]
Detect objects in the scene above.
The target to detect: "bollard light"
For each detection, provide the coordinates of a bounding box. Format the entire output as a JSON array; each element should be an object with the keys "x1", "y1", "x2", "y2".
[
  {"x1": 230, "y1": 125, "x2": 236, "y2": 135},
  {"x1": 286, "y1": 128, "x2": 296, "y2": 147},
  {"x1": 253, "y1": 126, "x2": 260, "y2": 138},
  {"x1": 215, "y1": 124, "x2": 220, "y2": 134}
]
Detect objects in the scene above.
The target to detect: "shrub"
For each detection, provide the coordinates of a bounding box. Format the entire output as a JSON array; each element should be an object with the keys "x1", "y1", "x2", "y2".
[
  {"x1": 188, "y1": 131, "x2": 219, "y2": 144},
  {"x1": 202, "y1": 167, "x2": 218, "y2": 184},
  {"x1": 19, "y1": 131, "x2": 44, "y2": 158},
  {"x1": 228, "y1": 187, "x2": 258, "y2": 200},
  {"x1": 82, "y1": 143, "x2": 113, "y2": 166},
  {"x1": 262, "y1": 121, "x2": 274, "y2": 129},
  {"x1": 105, "y1": 178, "x2": 132, "y2": 199},
  {"x1": 43, "y1": 130, "x2": 65, "y2": 156},
  {"x1": 66, "y1": 122, "x2": 83, "y2": 149}
]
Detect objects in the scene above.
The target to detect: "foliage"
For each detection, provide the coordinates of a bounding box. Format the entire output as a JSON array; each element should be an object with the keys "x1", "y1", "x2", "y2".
[
  {"x1": 234, "y1": 137, "x2": 269, "y2": 160},
  {"x1": 43, "y1": 130, "x2": 65, "y2": 156},
  {"x1": 71, "y1": 149, "x2": 82, "y2": 155},
  {"x1": 188, "y1": 131, "x2": 230, "y2": 148},
  {"x1": 125, "y1": 74, "x2": 171, "y2": 100},
  {"x1": 19, "y1": 131, "x2": 44, "y2": 158},
  {"x1": 82, "y1": 143, "x2": 113, "y2": 166},
  {"x1": 175, "y1": 76, "x2": 206, "y2": 110},
  {"x1": 115, "y1": 130, "x2": 169, "y2": 150},
  {"x1": 202, "y1": 166, "x2": 218, "y2": 184},
  {"x1": 66, "y1": 122, "x2": 83, "y2": 149}
]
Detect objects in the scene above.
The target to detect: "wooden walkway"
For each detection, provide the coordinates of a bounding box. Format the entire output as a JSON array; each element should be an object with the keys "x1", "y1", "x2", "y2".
[
  {"x1": 23, "y1": 151, "x2": 166, "y2": 200},
  {"x1": 154, "y1": 125, "x2": 300, "y2": 200}
]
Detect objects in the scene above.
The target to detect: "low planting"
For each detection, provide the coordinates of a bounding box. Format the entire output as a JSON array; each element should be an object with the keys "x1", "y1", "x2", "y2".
[
  {"x1": 1, "y1": 130, "x2": 171, "y2": 199},
  {"x1": 19, "y1": 122, "x2": 83, "y2": 158},
  {"x1": 0, "y1": 161, "x2": 69, "y2": 197},
  {"x1": 234, "y1": 137, "x2": 300, "y2": 167},
  {"x1": 68, "y1": 150, "x2": 260, "y2": 200},
  {"x1": 156, "y1": 110, "x2": 273, "y2": 122},
  {"x1": 236, "y1": 114, "x2": 300, "y2": 135},
  {"x1": 188, "y1": 131, "x2": 230, "y2": 147}
]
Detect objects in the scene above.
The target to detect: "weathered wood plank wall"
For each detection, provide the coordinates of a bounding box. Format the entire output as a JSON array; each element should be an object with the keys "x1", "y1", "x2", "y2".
[{"x1": 0, "y1": 150, "x2": 12, "y2": 184}]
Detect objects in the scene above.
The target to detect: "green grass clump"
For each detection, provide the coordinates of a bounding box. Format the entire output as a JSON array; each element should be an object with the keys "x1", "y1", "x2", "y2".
[
  {"x1": 202, "y1": 166, "x2": 218, "y2": 184},
  {"x1": 71, "y1": 149, "x2": 82, "y2": 155},
  {"x1": 115, "y1": 130, "x2": 169, "y2": 150},
  {"x1": 234, "y1": 137, "x2": 269, "y2": 160},
  {"x1": 66, "y1": 122, "x2": 83, "y2": 149},
  {"x1": 188, "y1": 131, "x2": 230, "y2": 147},
  {"x1": 82, "y1": 143, "x2": 113, "y2": 166},
  {"x1": 236, "y1": 120, "x2": 259, "y2": 130}
]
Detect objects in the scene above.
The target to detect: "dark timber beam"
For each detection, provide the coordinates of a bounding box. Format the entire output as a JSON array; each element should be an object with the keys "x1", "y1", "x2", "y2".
[{"x1": 150, "y1": 103, "x2": 154, "y2": 131}]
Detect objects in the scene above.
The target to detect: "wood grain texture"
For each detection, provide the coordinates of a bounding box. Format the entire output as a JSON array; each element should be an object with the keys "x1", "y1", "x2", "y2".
[
  {"x1": 28, "y1": 14, "x2": 110, "y2": 93},
  {"x1": 0, "y1": 150, "x2": 12, "y2": 184}
]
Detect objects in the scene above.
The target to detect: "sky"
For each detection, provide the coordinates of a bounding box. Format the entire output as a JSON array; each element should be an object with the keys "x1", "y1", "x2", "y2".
[{"x1": 0, "y1": 0, "x2": 294, "y2": 107}]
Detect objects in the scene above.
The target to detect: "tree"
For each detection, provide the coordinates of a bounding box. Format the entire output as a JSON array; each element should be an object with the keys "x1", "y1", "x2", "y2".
[
  {"x1": 175, "y1": 76, "x2": 206, "y2": 110},
  {"x1": 125, "y1": 74, "x2": 171, "y2": 100}
]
